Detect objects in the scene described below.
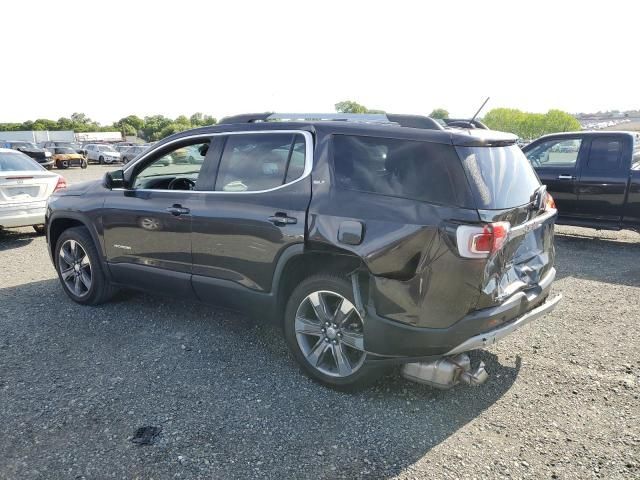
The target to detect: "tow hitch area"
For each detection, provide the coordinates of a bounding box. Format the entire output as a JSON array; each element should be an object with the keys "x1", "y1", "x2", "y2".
[{"x1": 401, "y1": 353, "x2": 488, "y2": 389}]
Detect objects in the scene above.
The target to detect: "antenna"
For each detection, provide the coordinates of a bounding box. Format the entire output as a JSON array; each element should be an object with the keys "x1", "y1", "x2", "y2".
[{"x1": 470, "y1": 97, "x2": 490, "y2": 123}]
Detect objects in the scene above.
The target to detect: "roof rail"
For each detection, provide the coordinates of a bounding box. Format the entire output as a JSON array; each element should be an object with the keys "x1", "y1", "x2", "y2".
[{"x1": 218, "y1": 112, "x2": 445, "y2": 130}]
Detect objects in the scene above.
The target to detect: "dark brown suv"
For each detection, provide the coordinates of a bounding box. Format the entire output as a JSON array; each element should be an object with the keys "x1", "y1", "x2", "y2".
[{"x1": 46, "y1": 113, "x2": 561, "y2": 389}]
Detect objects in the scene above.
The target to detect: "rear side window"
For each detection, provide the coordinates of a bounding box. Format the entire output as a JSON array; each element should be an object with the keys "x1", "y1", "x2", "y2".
[
  {"x1": 215, "y1": 133, "x2": 306, "y2": 192},
  {"x1": 332, "y1": 135, "x2": 474, "y2": 207},
  {"x1": 457, "y1": 145, "x2": 541, "y2": 209},
  {"x1": 587, "y1": 138, "x2": 622, "y2": 171}
]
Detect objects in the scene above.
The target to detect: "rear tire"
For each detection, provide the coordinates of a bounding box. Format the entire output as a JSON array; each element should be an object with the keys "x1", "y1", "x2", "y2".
[
  {"x1": 284, "y1": 274, "x2": 383, "y2": 390},
  {"x1": 81, "y1": 160, "x2": 88, "y2": 169},
  {"x1": 54, "y1": 226, "x2": 116, "y2": 305}
]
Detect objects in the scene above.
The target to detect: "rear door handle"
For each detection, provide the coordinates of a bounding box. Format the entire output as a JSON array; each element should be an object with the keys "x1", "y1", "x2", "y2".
[
  {"x1": 166, "y1": 204, "x2": 190, "y2": 216},
  {"x1": 557, "y1": 175, "x2": 575, "y2": 180},
  {"x1": 268, "y1": 212, "x2": 297, "y2": 226}
]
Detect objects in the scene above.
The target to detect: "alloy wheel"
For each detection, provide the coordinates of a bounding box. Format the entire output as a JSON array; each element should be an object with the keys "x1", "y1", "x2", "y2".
[
  {"x1": 295, "y1": 290, "x2": 366, "y2": 377},
  {"x1": 58, "y1": 239, "x2": 92, "y2": 297}
]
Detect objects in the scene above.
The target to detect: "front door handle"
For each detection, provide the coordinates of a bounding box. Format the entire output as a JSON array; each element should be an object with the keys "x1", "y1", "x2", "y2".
[
  {"x1": 268, "y1": 212, "x2": 297, "y2": 226},
  {"x1": 166, "y1": 204, "x2": 190, "y2": 216},
  {"x1": 557, "y1": 174, "x2": 575, "y2": 180}
]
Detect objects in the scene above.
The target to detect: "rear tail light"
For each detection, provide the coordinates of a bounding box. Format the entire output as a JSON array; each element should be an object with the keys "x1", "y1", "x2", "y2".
[
  {"x1": 456, "y1": 222, "x2": 511, "y2": 258},
  {"x1": 54, "y1": 176, "x2": 67, "y2": 192},
  {"x1": 544, "y1": 192, "x2": 556, "y2": 211}
]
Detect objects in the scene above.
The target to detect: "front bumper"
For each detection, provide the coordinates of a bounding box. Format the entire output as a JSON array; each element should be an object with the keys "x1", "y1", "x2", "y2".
[
  {"x1": 38, "y1": 159, "x2": 55, "y2": 168},
  {"x1": 0, "y1": 201, "x2": 46, "y2": 228},
  {"x1": 363, "y1": 267, "x2": 559, "y2": 360}
]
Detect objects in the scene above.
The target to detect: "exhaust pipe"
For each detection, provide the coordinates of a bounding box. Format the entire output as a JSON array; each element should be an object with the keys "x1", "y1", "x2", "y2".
[{"x1": 401, "y1": 353, "x2": 488, "y2": 389}]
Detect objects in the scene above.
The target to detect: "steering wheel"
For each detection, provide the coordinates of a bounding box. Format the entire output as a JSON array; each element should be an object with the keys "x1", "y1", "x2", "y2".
[{"x1": 168, "y1": 177, "x2": 196, "y2": 190}]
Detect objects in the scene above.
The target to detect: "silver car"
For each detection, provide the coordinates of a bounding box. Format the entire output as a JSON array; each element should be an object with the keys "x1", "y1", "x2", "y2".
[
  {"x1": 0, "y1": 148, "x2": 65, "y2": 234},
  {"x1": 84, "y1": 144, "x2": 121, "y2": 164},
  {"x1": 120, "y1": 145, "x2": 149, "y2": 164}
]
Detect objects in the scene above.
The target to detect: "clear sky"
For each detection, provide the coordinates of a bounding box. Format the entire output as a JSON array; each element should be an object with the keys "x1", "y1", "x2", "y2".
[{"x1": 2, "y1": 0, "x2": 638, "y2": 124}]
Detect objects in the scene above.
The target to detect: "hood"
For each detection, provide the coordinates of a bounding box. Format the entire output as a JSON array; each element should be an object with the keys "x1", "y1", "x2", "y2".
[
  {"x1": 52, "y1": 179, "x2": 98, "y2": 197},
  {"x1": 101, "y1": 150, "x2": 121, "y2": 157}
]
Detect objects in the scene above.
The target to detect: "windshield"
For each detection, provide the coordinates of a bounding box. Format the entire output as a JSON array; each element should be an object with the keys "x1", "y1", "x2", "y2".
[
  {"x1": 0, "y1": 151, "x2": 44, "y2": 171},
  {"x1": 13, "y1": 142, "x2": 39, "y2": 150},
  {"x1": 456, "y1": 144, "x2": 541, "y2": 209},
  {"x1": 54, "y1": 147, "x2": 76, "y2": 154},
  {"x1": 98, "y1": 145, "x2": 117, "y2": 152}
]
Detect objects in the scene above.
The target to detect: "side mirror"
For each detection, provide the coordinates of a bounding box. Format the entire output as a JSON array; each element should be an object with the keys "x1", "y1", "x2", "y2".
[{"x1": 104, "y1": 169, "x2": 126, "y2": 189}]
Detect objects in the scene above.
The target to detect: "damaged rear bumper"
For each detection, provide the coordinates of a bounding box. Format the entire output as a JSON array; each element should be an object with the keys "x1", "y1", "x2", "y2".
[{"x1": 363, "y1": 267, "x2": 559, "y2": 361}]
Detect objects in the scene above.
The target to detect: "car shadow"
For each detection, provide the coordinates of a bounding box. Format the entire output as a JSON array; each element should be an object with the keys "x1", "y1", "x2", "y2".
[
  {"x1": 0, "y1": 279, "x2": 521, "y2": 479},
  {"x1": 0, "y1": 228, "x2": 37, "y2": 251},
  {"x1": 554, "y1": 232, "x2": 640, "y2": 287}
]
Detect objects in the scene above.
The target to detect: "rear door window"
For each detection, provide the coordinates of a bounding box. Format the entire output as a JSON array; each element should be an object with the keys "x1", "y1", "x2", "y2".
[
  {"x1": 332, "y1": 135, "x2": 473, "y2": 207},
  {"x1": 586, "y1": 138, "x2": 623, "y2": 171},
  {"x1": 214, "y1": 133, "x2": 306, "y2": 192}
]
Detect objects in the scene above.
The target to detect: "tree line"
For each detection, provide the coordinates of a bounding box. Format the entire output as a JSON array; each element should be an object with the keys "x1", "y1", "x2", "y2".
[
  {"x1": 0, "y1": 112, "x2": 217, "y2": 142},
  {"x1": 0, "y1": 102, "x2": 582, "y2": 142},
  {"x1": 335, "y1": 100, "x2": 580, "y2": 139}
]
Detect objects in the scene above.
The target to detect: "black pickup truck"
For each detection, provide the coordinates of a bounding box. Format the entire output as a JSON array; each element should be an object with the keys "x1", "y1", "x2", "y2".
[{"x1": 523, "y1": 131, "x2": 640, "y2": 231}]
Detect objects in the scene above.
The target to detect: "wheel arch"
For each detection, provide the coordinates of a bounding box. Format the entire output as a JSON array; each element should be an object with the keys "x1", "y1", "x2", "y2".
[
  {"x1": 272, "y1": 244, "x2": 369, "y2": 323},
  {"x1": 48, "y1": 214, "x2": 104, "y2": 266}
]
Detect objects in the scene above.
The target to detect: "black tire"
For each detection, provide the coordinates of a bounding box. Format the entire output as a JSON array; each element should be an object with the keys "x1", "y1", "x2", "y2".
[
  {"x1": 284, "y1": 274, "x2": 384, "y2": 390},
  {"x1": 33, "y1": 225, "x2": 46, "y2": 235},
  {"x1": 81, "y1": 160, "x2": 88, "y2": 169},
  {"x1": 122, "y1": 156, "x2": 128, "y2": 164},
  {"x1": 60, "y1": 160, "x2": 69, "y2": 169},
  {"x1": 54, "y1": 226, "x2": 117, "y2": 305},
  {"x1": 99, "y1": 156, "x2": 104, "y2": 165}
]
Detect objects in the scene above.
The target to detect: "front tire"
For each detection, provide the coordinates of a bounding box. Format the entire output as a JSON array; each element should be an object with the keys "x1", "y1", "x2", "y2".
[
  {"x1": 284, "y1": 274, "x2": 383, "y2": 390},
  {"x1": 54, "y1": 227, "x2": 116, "y2": 305},
  {"x1": 99, "y1": 156, "x2": 104, "y2": 165},
  {"x1": 33, "y1": 225, "x2": 46, "y2": 235}
]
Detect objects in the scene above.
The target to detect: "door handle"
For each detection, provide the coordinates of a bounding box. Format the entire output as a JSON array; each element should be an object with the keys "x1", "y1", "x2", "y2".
[
  {"x1": 557, "y1": 175, "x2": 575, "y2": 180},
  {"x1": 268, "y1": 212, "x2": 297, "y2": 226},
  {"x1": 166, "y1": 204, "x2": 190, "y2": 216}
]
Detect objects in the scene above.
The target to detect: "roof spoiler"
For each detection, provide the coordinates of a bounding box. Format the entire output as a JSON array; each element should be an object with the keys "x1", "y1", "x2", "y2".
[
  {"x1": 218, "y1": 112, "x2": 444, "y2": 130},
  {"x1": 442, "y1": 118, "x2": 489, "y2": 130}
]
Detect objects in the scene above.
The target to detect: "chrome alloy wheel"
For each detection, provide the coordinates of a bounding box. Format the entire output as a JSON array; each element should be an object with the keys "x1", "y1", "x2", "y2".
[
  {"x1": 295, "y1": 290, "x2": 366, "y2": 377},
  {"x1": 58, "y1": 239, "x2": 92, "y2": 298}
]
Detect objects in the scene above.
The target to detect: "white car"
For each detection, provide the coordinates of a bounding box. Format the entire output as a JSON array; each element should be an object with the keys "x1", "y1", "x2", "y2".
[
  {"x1": 0, "y1": 148, "x2": 65, "y2": 234},
  {"x1": 83, "y1": 144, "x2": 121, "y2": 164}
]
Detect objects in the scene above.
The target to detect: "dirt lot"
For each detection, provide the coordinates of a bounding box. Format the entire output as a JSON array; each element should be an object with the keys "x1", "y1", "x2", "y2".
[{"x1": 0, "y1": 165, "x2": 638, "y2": 479}]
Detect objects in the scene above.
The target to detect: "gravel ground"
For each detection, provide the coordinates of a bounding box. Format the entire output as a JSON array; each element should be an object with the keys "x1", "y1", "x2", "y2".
[{"x1": 1, "y1": 165, "x2": 638, "y2": 479}]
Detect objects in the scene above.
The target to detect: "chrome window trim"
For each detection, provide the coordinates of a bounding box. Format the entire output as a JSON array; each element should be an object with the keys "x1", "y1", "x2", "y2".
[{"x1": 118, "y1": 130, "x2": 313, "y2": 195}]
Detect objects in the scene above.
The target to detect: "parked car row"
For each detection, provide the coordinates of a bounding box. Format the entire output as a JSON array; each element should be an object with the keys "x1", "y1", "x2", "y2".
[{"x1": 0, "y1": 139, "x2": 154, "y2": 169}]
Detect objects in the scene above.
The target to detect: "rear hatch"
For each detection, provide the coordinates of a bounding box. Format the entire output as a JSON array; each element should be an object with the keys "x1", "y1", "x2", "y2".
[
  {"x1": 0, "y1": 171, "x2": 56, "y2": 204},
  {"x1": 455, "y1": 143, "x2": 556, "y2": 308},
  {"x1": 0, "y1": 151, "x2": 57, "y2": 205}
]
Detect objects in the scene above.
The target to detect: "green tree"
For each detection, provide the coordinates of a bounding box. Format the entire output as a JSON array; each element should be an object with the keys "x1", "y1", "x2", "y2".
[
  {"x1": 429, "y1": 108, "x2": 449, "y2": 119},
  {"x1": 335, "y1": 100, "x2": 385, "y2": 114},
  {"x1": 482, "y1": 108, "x2": 580, "y2": 140}
]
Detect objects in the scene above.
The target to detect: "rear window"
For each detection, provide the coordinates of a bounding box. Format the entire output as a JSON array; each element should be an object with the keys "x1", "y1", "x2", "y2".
[
  {"x1": 0, "y1": 151, "x2": 43, "y2": 171},
  {"x1": 332, "y1": 135, "x2": 474, "y2": 207},
  {"x1": 456, "y1": 145, "x2": 541, "y2": 209}
]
